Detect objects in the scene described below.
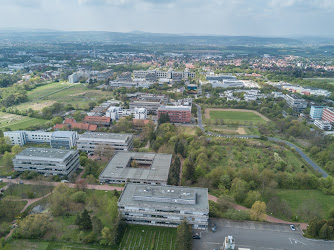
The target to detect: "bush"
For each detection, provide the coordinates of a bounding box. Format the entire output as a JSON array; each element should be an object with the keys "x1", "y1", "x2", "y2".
[{"x1": 224, "y1": 209, "x2": 250, "y2": 220}]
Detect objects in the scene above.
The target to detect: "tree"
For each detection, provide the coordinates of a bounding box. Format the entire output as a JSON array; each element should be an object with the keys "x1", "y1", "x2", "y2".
[
  {"x1": 158, "y1": 113, "x2": 170, "y2": 125},
  {"x1": 2, "y1": 151, "x2": 13, "y2": 170},
  {"x1": 176, "y1": 219, "x2": 192, "y2": 250},
  {"x1": 168, "y1": 156, "x2": 181, "y2": 185},
  {"x1": 71, "y1": 191, "x2": 87, "y2": 203},
  {"x1": 108, "y1": 196, "x2": 119, "y2": 225},
  {"x1": 230, "y1": 178, "x2": 249, "y2": 203},
  {"x1": 94, "y1": 144, "x2": 115, "y2": 160},
  {"x1": 100, "y1": 227, "x2": 113, "y2": 246},
  {"x1": 49, "y1": 184, "x2": 72, "y2": 216},
  {"x1": 244, "y1": 191, "x2": 261, "y2": 208},
  {"x1": 16, "y1": 214, "x2": 50, "y2": 239},
  {"x1": 51, "y1": 116, "x2": 63, "y2": 126},
  {"x1": 183, "y1": 158, "x2": 195, "y2": 183},
  {"x1": 250, "y1": 201, "x2": 267, "y2": 221},
  {"x1": 11, "y1": 145, "x2": 22, "y2": 155},
  {"x1": 319, "y1": 223, "x2": 333, "y2": 239},
  {"x1": 92, "y1": 216, "x2": 103, "y2": 235},
  {"x1": 75, "y1": 209, "x2": 92, "y2": 231}
]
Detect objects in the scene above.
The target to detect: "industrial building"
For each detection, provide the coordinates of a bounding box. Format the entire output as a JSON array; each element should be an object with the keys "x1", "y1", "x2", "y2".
[
  {"x1": 4, "y1": 130, "x2": 77, "y2": 149},
  {"x1": 158, "y1": 106, "x2": 192, "y2": 123},
  {"x1": 77, "y1": 132, "x2": 134, "y2": 153},
  {"x1": 118, "y1": 183, "x2": 209, "y2": 229},
  {"x1": 13, "y1": 148, "x2": 80, "y2": 176},
  {"x1": 99, "y1": 152, "x2": 172, "y2": 185}
]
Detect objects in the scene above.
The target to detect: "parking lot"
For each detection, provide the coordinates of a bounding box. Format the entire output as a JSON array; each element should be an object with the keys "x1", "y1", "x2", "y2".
[{"x1": 193, "y1": 219, "x2": 334, "y2": 250}]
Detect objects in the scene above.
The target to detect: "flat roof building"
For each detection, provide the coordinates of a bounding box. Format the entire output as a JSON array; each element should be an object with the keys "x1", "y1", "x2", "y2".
[
  {"x1": 4, "y1": 130, "x2": 77, "y2": 149},
  {"x1": 118, "y1": 183, "x2": 209, "y2": 229},
  {"x1": 310, "y1": 106, "x2": 327, "y2": 120},
  {"x1": 13, "y1": 148, "x2": 80, "y2": 176},
  {"x1": 158, "y1": 106, "x2": 191, "y2": 123},
  {"x1": 284, "y1": 94, "x2": 308, "y2": 112},
  {"x1": 77, "y1": 132, "x2": 133, "y2": 153},
  {"x1": 99, "y1": 152, "x2": 172, "y2": 185}
]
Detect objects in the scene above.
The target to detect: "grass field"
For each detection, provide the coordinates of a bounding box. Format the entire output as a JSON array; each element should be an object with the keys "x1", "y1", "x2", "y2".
[
  {"x1": 304, "y1": 78, "x2": 334, "y2": 85},
  {"x1": 15, "y1": 82, "x2": 114, "y2": 111},
  {"x1": 0, "y1": 112, "x2": 48, "y2": 130},
  {"x1": 3, "y1": 184, "x2": 53, "y2": 199},
  {"x1": 276, "y1": 189, "x2": 334, "y2": 220},
  {"x1": 209, "y1": 110, "x2": 266, "y2": 124},
  {"x1": 119, "y1": 224, "x2": 177, "y2": 250}
]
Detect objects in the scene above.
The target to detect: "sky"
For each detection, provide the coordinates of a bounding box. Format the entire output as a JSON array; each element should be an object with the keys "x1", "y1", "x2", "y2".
[{"x1": 1, "y1": 0, "x2": 334, "y2": 37}]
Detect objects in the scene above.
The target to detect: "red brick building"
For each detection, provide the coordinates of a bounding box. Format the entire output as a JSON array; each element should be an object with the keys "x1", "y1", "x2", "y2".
[
  {"x1": 322, "y1": 108, "x2": 334, "y2": 123},
  {"x1": 84, "y1": 116, "x2": 111, "y2": 127},
  {"x1": 157, "y1": 106, "x2": 191, "y2": 123}
]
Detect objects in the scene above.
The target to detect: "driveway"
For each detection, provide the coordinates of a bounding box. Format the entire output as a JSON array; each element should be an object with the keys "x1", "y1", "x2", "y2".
[{"x1": 193, "y1": 218, "x2": 334, "y2": 250}]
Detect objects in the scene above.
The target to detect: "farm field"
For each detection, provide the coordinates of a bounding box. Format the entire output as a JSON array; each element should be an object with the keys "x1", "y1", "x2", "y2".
[
  {"x1": 119, "y1": 224, "x2": 177, "y2": 250},
  {"x1": 205, "y1": 108, "x2": 269, "y2": 125},
  {"x1": 276, "y1": 189, "x2": 334, "y2": 220},
  {"x1": 14, "y1": 82, "x2": 114, "y2": 111},
  {"x1": 0, "y1": 112, "x2": 48, "y2": 130}
]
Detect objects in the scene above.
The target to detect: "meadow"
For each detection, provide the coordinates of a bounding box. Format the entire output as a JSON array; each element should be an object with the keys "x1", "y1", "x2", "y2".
[
  {"x1": 276, "y1": 189, "x2": 334, "y2": 220},
  {"x1": 15, "y1": 82, "x2": 114, "y2": 111},
  {"x1": 0, "y1": 112, "x2": 49, "y2": 130}
]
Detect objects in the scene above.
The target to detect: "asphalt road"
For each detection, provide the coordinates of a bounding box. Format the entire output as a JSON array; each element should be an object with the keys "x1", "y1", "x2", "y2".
[
  {"x1": 193, "y1": 219, "x2": 334, "y2": 250},
  {"x1": 196, "y1": 104, "x2": 328, "y2": 177}
]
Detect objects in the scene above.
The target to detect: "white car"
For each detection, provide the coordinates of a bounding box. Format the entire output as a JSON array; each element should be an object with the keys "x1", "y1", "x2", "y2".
[{"x1": 290, "y1": 225, "x2": 296, "y2": 231}]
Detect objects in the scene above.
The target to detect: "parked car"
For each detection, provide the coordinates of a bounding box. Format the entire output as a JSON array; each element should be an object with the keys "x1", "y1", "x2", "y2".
[
  {"x1": 0, "y1": 179, "x2": 3, "y2": 182},
  {"x1": 212, "y1": 224, "x2": 217, "y2": 232},
  {"x1": 290, "y1": 225, "x2": 296, "y2": 231},
  {"x1": 19, "y1": 181, "x2": 23, "y2": 184},
  {"x1": 7, "y1": 176, "x2": 12, "y2": 179},
  {"x1": 192, "y1": 235, "x2": 201, "y2": 239}
]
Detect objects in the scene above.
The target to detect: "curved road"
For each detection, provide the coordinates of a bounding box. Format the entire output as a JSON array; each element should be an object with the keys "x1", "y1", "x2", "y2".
[{"x1": 196, "y1": 104, "x2": 328, "y2": 177}]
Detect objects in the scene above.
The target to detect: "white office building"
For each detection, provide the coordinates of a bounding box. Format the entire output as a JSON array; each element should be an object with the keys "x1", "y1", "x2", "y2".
[
  {"x1": 13, "y1": 148, "x2": 80, "y2": 176},
  {"x1": 310, "y1": 106, "x2": 327, "y2": 120},
  {"x1": 314, "y1": 120, "x2": 332, "y2": 131},
  {"x1": 118, "y1": 183, "x2": 209, "y2": 229},
  {"x1": 4, "y1": 131, "x2": 77, "y2": 149},
  {"x1": 77, "y1": 132, "x2": 134, "y2": 153}
]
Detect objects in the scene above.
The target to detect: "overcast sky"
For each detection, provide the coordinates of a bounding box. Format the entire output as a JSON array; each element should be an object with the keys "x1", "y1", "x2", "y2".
[{"x1": 1, "y1": 0, "x2": 334, "y2": 37}]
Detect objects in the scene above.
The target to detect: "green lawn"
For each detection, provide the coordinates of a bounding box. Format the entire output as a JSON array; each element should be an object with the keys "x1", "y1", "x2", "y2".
[
  {"x1": 209, "y1": 111, "x2": 266, "y2": 124},
  {"x1": 27, "y1": 82, "x2": 72, "y2": 100},
  {"x1": 119, "y1": 224, "x2": 177, "y2": 250},
  {"x1": 16, "y1": 84, "x2": 114, "y2": 111},
  {"x1": 304, "y1": 78, "x2": 334, "y2": 85},
  {"x1": 0, "y1": 112, "x2": 48, "y2": 130},
  {"x1": 3, "y1": 184, "x2": 53, "y2": 199},
  {"x1": 276, "y1": 189, "x2": 334, "y2": 220}
]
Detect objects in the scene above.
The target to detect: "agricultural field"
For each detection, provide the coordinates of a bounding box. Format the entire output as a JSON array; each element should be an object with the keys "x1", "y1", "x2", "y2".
[
  {"x1": 0, "y1": 112, "x2": 48, "y2": 130},
  {"x1": 119, "y1": 224, "x2": 177, "y2": 250},
  {"x1": 14, "y1": 82, "x2": 114, "y2": 111},
  {"x1": 205, "y1": 108, "x2": 269, "y2": 125},
  {"x1": 276, "y1": 189, "x2": 334, "y2": 220}
]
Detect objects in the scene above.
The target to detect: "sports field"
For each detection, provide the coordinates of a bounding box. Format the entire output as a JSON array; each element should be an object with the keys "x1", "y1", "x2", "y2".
[
  {"x1": 119, "y1": 224, "x2": 177, "y2": 250},
  {"x1": 206, "y1": 108, "x2": 269, "y2": 125}
]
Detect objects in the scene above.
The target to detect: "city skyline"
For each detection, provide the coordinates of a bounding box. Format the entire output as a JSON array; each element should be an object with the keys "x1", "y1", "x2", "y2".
[{"x1": 1, "y1": 0, "x2": 334, "y2": 37}]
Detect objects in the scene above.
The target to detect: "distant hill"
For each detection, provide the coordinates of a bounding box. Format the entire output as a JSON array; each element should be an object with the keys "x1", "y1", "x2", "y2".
[{"x1": 0, "y1": 30, "x2": 302, "y2": 46}]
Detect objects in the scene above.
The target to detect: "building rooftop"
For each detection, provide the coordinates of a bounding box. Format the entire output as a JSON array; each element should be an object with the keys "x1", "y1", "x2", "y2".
[
  {"x1": 100, "y1": 152, "x2": 172, "y2": 182},
  {"x1": 51, "y1": 131, "x2": 77, "y2": 138},
  {"x1": 79, "y1": 132, "x2": 132, "y2": 141},
  {"x1": 15, "y1": 147, "x2": 75, "y2": 160},
  {"x1": 118, "y1": 183, "x2": 209, "y2": 211},
  {"x1": 158, "y1": 106, "x2": 191, "y2": 112}
]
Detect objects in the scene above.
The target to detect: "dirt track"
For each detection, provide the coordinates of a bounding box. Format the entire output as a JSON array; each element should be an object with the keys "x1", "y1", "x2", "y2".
[{"x1": 205, "y1": 108, "x2": 271, "y2": 122}]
